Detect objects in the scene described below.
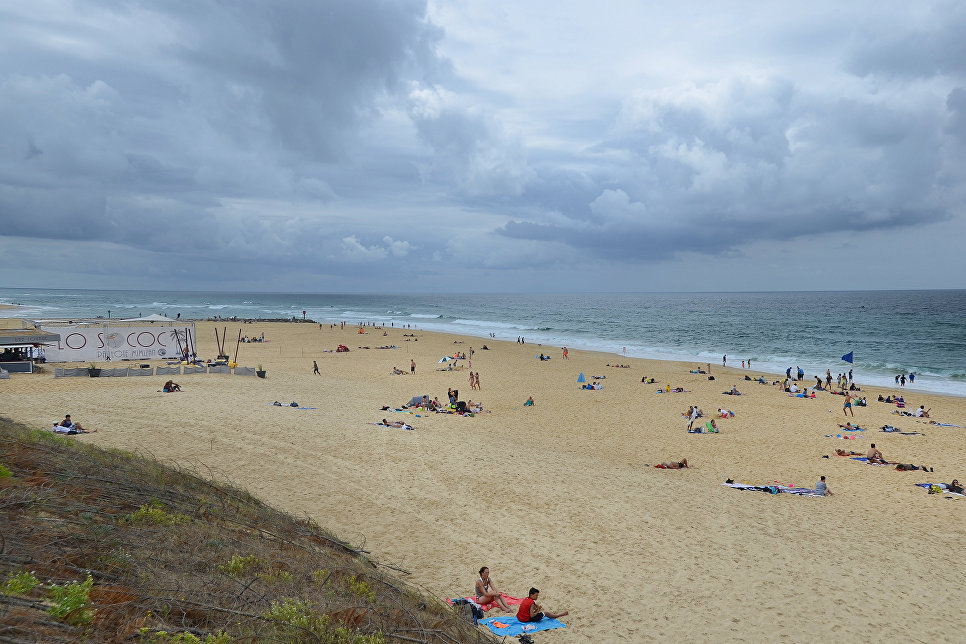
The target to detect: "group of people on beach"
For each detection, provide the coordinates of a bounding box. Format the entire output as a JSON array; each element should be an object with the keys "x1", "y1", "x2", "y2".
[{"x1": 473, "y1": 567, "x2": 568, "y2": 623}]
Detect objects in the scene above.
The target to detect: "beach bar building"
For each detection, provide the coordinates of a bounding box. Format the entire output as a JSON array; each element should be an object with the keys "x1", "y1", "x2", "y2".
[{"x1": 0, "y1": 319, "x2": 61, "y2": 374}]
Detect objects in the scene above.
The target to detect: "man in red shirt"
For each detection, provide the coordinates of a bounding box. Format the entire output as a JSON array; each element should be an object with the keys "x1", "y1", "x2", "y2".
[{"x1": 517, "y1": 587, "x2": 569, "y2": 622}]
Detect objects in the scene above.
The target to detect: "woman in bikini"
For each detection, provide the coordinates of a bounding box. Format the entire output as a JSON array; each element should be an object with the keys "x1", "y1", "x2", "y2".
[
  {"x1": 654, "y1": 459, "x2": 689, "y2": 469},
  {"x1": 475, "y1": 567, "x2": 512, "y2": 612}
]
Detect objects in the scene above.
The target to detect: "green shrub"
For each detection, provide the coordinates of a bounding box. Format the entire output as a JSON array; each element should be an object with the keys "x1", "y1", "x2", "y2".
[
  {"x1": 140, "y1": 629, "x2": 232, "y2": 643},
  {"x1": 218, "y1": 554, "x2": 263, "y2": 578},
  {"x1": 263, "y1": 598, "x2": 385, "y2": 643},
  {"x1": 258, "y1": 569, "x2": 293, "y2": 584},
  {"x1": 2, "y1": 570, "x2": 39, "y2": 596},
  {"x1": 0, "y1": 463, "x2": 12, "y2": 478},
  {"x1": 346, "y1": 575, "x2": 375, "y2": 602},
  {"x1": 47, "y1": 574, "x2": 94, "y2": 625},
  {"x1": 124, "y1": 499, "x2": 190, "y2": 526}
]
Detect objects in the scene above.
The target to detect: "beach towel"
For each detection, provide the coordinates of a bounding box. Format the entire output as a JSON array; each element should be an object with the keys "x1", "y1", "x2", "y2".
[
  {"x1": 926, "y1": 423, "x2": 963, "y2": 428},
  {"x1": 479, "y1": 616, "x2": 566, "y2": 637},
  {"x1": 447, "y1": 593, "x2": 523, "y2": 612},
  {"x1": 370, "y1": 422, "x2": 414, "y2": 430},
  {"x1": 916, "y1": 483, "x2": 966, "y2": 498},
  {"x1": 850, "y1": 457, "x2": 891, "y2": 466},
  {"x1": 880, "y1": 426, "x2": 924, "y2": 435},
  {"x1": 722, "y1": 482, "x2": 822, "y2": 496},
  {"x1": 838, "y1": 425, "x2": 866, "y2": 432},
  {"x1": 268, "y1": 403, "x2": 317, "y2": 410}
]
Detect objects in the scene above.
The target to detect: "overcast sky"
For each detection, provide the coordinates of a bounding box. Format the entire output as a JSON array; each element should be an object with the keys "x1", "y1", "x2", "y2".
[{"x1": 1, "y1": 1, "x2": 964, "y2": 293}]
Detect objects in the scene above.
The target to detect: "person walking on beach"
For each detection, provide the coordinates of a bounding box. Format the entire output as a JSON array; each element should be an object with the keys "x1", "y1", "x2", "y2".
[
  {"x1": 562, "y1": 347, "x2": 568, "y2": 359},
  {"x1": 722, "y1": 355, "x2": 727, "y2": 367},
  {"x1": 474, "y1": 372, "x2": 481, "y2": 390},
  {"x1": 844, "y1": 392, "x2": 855, "y2": 417},
  {"x1": 410, "y1": 359, "x2": 416, "y2": 374},
  {"x1": 826, "y1": 370, "x2": 832, "y2": 389},
  {"x1": 848, "y1": 368, "x2": 853, "y2": 382},
  {"x1": 747, "y1": 358, "x2": 752, "y2": 369},
  {"x1": 313, "y1": 360, "x2": 320, "y2": 375}
]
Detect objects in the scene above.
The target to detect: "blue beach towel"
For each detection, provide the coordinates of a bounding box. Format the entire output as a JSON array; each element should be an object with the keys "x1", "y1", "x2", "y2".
[{"x1": 479, "y1": 616, "x2": 566, "y2": 637}]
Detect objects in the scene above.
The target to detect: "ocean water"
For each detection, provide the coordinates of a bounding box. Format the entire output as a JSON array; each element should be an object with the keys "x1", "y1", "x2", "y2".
[{"x1": 1, "y1": 288, "x2": 964, "y2": 397}]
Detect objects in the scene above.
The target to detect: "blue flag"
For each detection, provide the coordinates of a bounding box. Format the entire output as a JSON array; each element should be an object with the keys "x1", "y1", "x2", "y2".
[{"x1": 841, "y1": 351, "x2": 854, "y2": 364}]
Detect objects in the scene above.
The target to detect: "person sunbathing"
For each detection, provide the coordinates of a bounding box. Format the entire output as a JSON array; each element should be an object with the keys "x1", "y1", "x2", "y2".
[
  {"x1": 380, "y1": 418, "x2": 413, "y2": 429},
  {"x1": 867, "y1": 444, "x2": 887, "y2": 464},
  {"x1": 55, "y1": 414, "x2": 95, "y2": 433},
  {"x1": 894, "y1": 463, "x2": 933, "y2": 472},
  {"x1": 949, "y1": 479, "x2": 964, "y2": 494},
  {"x1": 654, "y1": 459, "x2": 689, "y2": 469},
  {"x1": 838, "y1": 422, "x2": 864, "y2": 431},
  {"x1": 835, "y1": 448, "x2": 863, "y2": 456},
  {"x1": 475, "y1": 567, "x2": 512, "y2": 612}
]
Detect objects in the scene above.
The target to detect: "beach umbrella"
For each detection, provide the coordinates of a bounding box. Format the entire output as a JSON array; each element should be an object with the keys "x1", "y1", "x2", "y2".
[
  {"x1": 438, "y1": 356, "x2": 452, "y2": 363},
  {"x1": 577, "y1": 372, "x2": 586, "y2": 383}
]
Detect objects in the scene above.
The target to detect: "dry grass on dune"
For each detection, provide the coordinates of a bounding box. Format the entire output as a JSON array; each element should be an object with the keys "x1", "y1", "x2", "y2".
[{"x1": 0, "y1": 418, "x2": 496, "y2": 644}]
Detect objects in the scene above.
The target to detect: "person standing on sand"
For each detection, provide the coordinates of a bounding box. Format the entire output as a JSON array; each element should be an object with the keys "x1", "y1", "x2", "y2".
[
  {"x1": 562, "y1": 347, "x2": 568, "y2": 359},
  {"x1": 722, "y1": 355, "x2": 727, "y2": 367},
  {"x1": 844, "y1": 392, "x2": 855, "y2": 417},
  {"x1": 748, "y1": 358, "x2": 752, "y2": 369},
  {"x1": 313, "y1": 360, "x2": 320, "y2": 375},
  {"x1": 411, "y1": 359, "x2": 416, "y2": 374},
  {"x1": 474, "y1": 372, "x2": 481, "y2": 390},
  {"x1": 469, "y1": 371, "x2": 476, "y2": 390}
]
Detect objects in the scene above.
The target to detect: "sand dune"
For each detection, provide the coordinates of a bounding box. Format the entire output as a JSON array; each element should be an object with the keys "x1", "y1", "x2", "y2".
[{"x1": 2, "y1": 321, "x2": 965, "y2": 641}]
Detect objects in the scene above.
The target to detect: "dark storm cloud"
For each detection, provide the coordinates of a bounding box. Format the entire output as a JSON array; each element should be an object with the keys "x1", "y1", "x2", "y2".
[
  {"x1": 1, "y1": 1, "x2": 964, "y2": 291},
  {"x1": 0, "y1": 0, "x2": 445, "y2": 272}
]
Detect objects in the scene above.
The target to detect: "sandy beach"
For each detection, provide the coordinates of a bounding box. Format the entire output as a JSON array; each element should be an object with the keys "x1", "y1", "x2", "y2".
[{"x1": 2, "y1": 321, "x2": 965, "y2": 641}]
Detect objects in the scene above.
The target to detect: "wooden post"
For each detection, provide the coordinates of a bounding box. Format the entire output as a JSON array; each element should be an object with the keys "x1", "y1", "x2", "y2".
[{"x1": 233, "y1": 329, "x2": 242, "y2": 364}]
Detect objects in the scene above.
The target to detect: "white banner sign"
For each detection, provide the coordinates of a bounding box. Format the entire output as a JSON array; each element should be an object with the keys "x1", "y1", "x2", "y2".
[{"x1": 39, "y1": 324, "x2": 195, "y2": 363}]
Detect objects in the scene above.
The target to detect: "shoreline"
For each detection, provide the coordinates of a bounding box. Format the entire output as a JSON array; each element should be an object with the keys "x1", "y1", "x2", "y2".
[
  {"x1": 2, "y1": 321, "x2": 966, "y2": 641},
  {"x1": 3, "y1": 288, "x2": 964, "y2": 399}
]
